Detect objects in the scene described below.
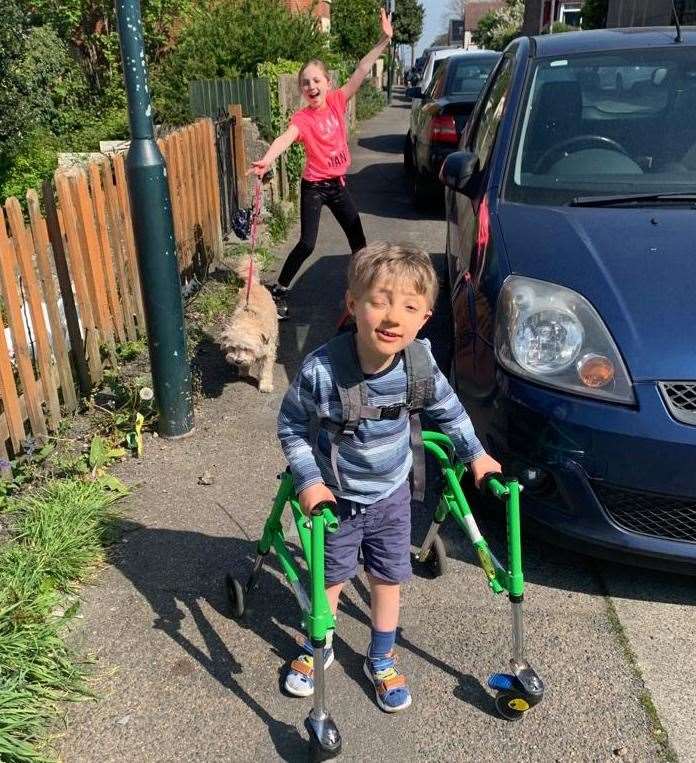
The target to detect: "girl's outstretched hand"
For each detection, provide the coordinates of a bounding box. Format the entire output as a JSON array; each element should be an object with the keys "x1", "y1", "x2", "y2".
[
  {"x1": 380, "y1": 7, "x2": 393, "y2": 40},
  {"x1": 247, "y1": 158, "x2": 270, "y2": 177}
]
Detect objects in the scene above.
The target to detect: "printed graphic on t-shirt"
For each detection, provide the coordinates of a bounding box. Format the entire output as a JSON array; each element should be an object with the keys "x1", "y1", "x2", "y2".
[
  {"x1": 328, "y1": 149, "x2": 348, "y2": 169},
  {"x1": 317, "y1": 112, "x2": 340, "y2": 139}
]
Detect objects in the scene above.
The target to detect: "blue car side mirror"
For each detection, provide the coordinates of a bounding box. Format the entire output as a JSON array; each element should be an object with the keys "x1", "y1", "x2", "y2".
[{"x1": 439, "y1": 150, "x2": 480, "y2": 195}]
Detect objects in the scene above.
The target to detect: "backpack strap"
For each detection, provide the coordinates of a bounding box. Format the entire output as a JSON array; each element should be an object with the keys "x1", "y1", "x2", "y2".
[
  {"x1": 323, "y1": 333, "x2": 379, "y2": 489},
  {"x1": 403, "y1": 341, "x2": 436, "y2": 502}
]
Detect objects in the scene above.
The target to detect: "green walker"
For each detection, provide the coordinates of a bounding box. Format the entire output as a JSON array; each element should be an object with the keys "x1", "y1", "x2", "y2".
[{"x1": 226, "y1": 430, "x2": 544, "y2": 759}]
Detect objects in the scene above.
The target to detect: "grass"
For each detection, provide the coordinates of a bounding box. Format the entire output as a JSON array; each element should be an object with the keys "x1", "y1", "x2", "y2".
[
  {"x1": 603, "y1": 596, "x2": 679, "y2": 762},
  {"x1": 0, "y1": 477, "x2": 128, "y2": 762}
]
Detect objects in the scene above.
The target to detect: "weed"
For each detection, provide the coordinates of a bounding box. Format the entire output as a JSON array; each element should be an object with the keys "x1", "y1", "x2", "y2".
[
  {"x1": 115, "y1": 339, "x2": 147, "y2": 363},
  {"x1": 187, "y1": 280, "x2": 238, "y2": 326},
  {"x1": 604, "y1": 597, "x2": 678, "y2": 762},
  {"x1": 266, "y1": 200, "x2": 296, "y2": 244}
]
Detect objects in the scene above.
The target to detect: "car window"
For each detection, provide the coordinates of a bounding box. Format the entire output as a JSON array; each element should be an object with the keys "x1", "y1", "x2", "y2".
[
  {"x1": 470, "y1": 55, "x2": 514, "y2": 169},
  {"x1": 446, "y1": 57, "x2": 499, "y2": 97},
  {"x1": 425, "y1": 64, "x2": 447, "y2": 99},
  {"x1": 506, "y1": 46, "x2": 696, "y2": 205}
]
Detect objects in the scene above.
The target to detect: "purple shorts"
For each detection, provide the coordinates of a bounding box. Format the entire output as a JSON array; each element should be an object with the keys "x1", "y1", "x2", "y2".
[{"x1": 324, "y1": 482, "x2": 412, "y2": 585}]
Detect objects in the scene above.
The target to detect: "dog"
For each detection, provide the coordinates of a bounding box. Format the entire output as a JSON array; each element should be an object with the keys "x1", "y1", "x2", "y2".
[{"x1": 220, "y1": 256, "x2": 278, "y2": 393}]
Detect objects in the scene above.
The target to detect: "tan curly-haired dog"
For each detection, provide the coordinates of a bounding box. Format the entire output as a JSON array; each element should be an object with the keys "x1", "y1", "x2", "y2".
[{"x1": 220, "y1": 257, "x2": 278, "y2": 393}]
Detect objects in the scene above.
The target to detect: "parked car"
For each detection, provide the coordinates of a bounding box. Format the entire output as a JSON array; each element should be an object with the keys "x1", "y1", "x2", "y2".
[
  {"x1": 440, "y1": 28, "x2": 696, "y2": 571},
  {"x1": 404, "y1": 51, "x2": 500, "y2": 206},
  {"x1": 416, "y1": 47, "x2": 462, "y2": 95}
]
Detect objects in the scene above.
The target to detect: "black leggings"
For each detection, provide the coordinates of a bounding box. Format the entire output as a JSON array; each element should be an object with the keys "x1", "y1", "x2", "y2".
[{"x1": 277, "y1": 178, "x2": 367, "y2": 288}]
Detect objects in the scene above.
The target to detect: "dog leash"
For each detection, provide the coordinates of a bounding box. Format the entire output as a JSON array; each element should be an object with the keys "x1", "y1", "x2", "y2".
[{"x1": 245, "y1": 177, "x2": 263, "y2": 310}]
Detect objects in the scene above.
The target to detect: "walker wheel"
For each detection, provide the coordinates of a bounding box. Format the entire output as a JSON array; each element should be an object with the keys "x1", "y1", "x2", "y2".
[
  {"x1": 225, "y1": 574, "x2": 246, "y2": 619},
  {"x1": 494, "y1": 689, "x2": 529, "y2": 721}
]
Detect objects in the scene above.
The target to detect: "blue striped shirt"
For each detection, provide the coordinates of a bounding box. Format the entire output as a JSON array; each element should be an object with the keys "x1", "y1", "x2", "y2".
[{"x1": 277, "y1": 338, "x2": 485, "y2": 504}]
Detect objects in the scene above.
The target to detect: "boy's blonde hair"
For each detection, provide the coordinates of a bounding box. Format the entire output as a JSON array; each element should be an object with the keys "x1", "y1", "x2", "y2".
[
  {"x1": 347, "y1": 242, "x2": 439, "y2": 308},
  {"x1": 298, "y1": 59, "x2": 331, "y2": 88}
]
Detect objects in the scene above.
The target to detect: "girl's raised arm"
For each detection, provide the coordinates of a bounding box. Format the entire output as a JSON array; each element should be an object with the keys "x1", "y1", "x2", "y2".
[
  {"x1": 341, "y1": 8, "x2": 393, "y2": 101},
  {"x1": 247, "y1": 123, "x2": 301, "y2": 177}
]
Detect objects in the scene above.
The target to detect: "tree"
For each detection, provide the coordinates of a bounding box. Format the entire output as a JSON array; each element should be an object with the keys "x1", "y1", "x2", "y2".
[
  {"x1": 430, "y1": 32, "x2": 449, "y2": 47},
  {"x1": 394, "y1": 0, "x2": 424, "y2": 66},
  {"x1": 473, "y1": 0, "x2": 524, "y2": 51},
  {"x1": 332, "y1": 0, "x2": 382, "y2": 61},
  {"x1": 581, "y1": 0, "x2": 608, "y2": 29}
]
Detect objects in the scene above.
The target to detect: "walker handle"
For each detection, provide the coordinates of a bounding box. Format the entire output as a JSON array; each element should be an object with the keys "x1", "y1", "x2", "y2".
[
  {"x1": 311, "y1": 501, "x2": 340, "y2": 533},
  {"x1": 479, "y1": 472, "x2": 510, "y2": 500}
]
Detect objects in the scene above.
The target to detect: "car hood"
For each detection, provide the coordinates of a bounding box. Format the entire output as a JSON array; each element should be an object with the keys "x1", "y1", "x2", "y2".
[{"x1": 497, "y1": 202, "x2": 696, "y2": 382}]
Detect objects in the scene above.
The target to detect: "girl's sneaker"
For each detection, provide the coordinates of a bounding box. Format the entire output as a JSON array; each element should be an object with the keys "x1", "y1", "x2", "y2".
[
  {"x1": 363, "y1": 650, "x2": 412, "y2": 713},
  {"x1": 267, "y1": 284, "x2": 289, "y2": 320},
  {"x1": 284, "y1": 641, "x2": 335, "y2": 697}
]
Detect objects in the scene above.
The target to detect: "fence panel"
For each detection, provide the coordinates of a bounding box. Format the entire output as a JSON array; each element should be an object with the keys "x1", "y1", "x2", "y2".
[
  {"x1": 26, "y1": 190, "x2": 77, "y2": 413},
  {"x1": 0, "y1": 211, "x2": 47, "y2": 438},
  {"x1": 4, "y1": 199, "x2": 61, "y2": 430},
  {"x1": 190, "y1": 77, "x2": 272, "y2": 135},
  {"x1": 89, "y1": 162, "x2": 126, "y2": 344},
  {"x1": 0, "y1": 116, "x2": 223, "y2": 457}
]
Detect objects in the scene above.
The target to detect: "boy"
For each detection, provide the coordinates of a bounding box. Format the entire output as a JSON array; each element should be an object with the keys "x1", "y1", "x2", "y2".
[{"x1": 277, "y1": 242, "x2": 501, "y2": 712}]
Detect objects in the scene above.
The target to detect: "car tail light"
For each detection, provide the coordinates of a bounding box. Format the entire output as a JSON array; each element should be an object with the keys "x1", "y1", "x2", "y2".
[{"x1": 430, "y1": 114, "x2": 458, "y2": 144}]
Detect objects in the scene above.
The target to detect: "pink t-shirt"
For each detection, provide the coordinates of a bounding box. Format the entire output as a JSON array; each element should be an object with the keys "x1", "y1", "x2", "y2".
[{"x1": 290, "y1": 88, "x2": 351, "y2": 181}]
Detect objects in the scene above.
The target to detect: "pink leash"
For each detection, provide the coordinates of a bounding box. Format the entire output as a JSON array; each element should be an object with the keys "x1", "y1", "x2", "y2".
[{"x1": 245, "y1": 178, "x2": 263, "y2": 310}]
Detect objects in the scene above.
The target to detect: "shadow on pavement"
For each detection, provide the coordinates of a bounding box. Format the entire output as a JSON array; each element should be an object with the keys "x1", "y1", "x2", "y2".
[
  {"x1": 110, "y1": 519, "x2": 310, "y2": 761},
  {"x1": 347, "y1": 164, "x2": 445, "y2": 221},
  {"x1": 357, "y1": 133, "x2": 405, "y2": 154}
]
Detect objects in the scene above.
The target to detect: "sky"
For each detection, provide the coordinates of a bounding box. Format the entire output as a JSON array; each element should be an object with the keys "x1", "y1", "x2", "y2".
[{"x1": 409, "y1": 0, "x2": 453, "y2": 62}]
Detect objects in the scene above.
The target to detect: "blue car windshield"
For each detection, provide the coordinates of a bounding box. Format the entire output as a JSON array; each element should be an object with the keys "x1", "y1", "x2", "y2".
[{"x1": 505, "y1": 47, "x2": 696, "y2": 205}]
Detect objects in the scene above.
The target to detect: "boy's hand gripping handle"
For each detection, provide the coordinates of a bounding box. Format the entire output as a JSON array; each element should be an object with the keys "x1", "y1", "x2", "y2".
[
  {"x1": 310, "y1": 501, "x2": 340, "y2": 533},
  {"x1": 479, "y1": 471, "x2": 512, "y2": 499}
]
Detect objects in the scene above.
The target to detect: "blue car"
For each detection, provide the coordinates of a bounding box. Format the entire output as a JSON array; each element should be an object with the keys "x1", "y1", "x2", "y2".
[{"x1": 440, "y1": 27, "x2": 696, "y2": 571}]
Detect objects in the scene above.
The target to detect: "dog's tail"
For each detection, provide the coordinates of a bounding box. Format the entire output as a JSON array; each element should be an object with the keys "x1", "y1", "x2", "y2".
[{"x1": 233, "y1": 255, "x2": 260, "y2": 284}]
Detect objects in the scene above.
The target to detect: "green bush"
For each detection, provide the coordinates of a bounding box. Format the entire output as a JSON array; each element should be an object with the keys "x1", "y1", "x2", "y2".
[
  {"x1": 0, "y1": 130, "x2": 62, "y2": 203},
  {"x1": 356, "y1": 81, "x2": 385, "y2": 121}
]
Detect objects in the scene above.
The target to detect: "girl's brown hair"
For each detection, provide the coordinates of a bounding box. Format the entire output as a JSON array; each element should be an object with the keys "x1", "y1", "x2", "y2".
[{"x1": 297, "y1": 59, "x2": 331, "y2": 89}]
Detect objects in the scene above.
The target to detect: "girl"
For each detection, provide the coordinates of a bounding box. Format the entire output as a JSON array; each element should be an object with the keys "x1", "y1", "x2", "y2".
[{"x1": 248, "y1": 8, "x2": 393, "y2": 320}]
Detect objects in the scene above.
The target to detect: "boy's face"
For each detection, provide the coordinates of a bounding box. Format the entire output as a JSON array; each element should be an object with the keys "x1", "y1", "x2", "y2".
[
  {"x1": 300, "y1": 65, "x2": 330, "y2": 109},
  {"x1": 346, "y1": 276, "x2": 432, "y2": 368}
]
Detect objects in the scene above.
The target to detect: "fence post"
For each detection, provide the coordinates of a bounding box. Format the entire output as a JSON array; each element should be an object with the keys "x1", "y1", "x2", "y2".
[{"x1": 228, "y1": 104, "x2": 248, "y2": 208}]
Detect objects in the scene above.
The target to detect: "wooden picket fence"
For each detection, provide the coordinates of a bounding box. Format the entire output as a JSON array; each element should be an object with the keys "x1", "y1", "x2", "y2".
[{"x1": 0, "y1": 117, "x2": 222, "y2": 461}]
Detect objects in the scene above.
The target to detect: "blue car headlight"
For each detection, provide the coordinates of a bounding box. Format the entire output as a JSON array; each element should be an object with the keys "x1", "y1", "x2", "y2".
[{"x1": 495, "y1": 276, "x2": 635, "y2": 404}]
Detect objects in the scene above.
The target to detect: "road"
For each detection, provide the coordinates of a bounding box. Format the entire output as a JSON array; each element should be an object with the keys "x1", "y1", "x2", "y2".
[{"x1": 60, "y1": 90, "x2": 694, "y2": 762}]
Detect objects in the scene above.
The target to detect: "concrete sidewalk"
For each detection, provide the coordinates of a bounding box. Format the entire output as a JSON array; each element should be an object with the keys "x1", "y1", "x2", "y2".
[{"x1": 59, "y1": 92, "x2": 692, "y2": 762}]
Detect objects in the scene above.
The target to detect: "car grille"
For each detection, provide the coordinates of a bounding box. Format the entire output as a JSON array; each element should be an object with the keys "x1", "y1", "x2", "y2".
[
  {"x1": 593, "y1": 482, "x2": 696, "y2": 543},
  {"x1": 659, "y1": 381, "x2": 696, "y2": 425}
]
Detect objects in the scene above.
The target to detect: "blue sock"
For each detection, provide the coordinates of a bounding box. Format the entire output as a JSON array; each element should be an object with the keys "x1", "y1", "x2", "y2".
[{"x1": 368, "y1": 628, "x2": 396, "y2": 660}]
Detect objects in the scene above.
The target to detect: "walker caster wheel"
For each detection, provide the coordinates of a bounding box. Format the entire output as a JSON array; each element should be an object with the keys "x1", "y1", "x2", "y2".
[
  {"x1": 307, "y1": 713, "x2": 342, "y2": 761},
  {"x1": 494, "y1": 690, "x2": 528, "y2": 721},
  {"x1": 225, "y1": 574, "x2": 246, "y2": 619},
  {"x1": 422, "y1": 534, "x2": 448, "y2": 577}
]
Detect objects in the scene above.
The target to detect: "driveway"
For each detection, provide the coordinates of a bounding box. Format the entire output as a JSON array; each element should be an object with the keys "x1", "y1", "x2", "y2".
[{"x1": 59, "y1": 90, "x2": 694, "y2": 762}]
